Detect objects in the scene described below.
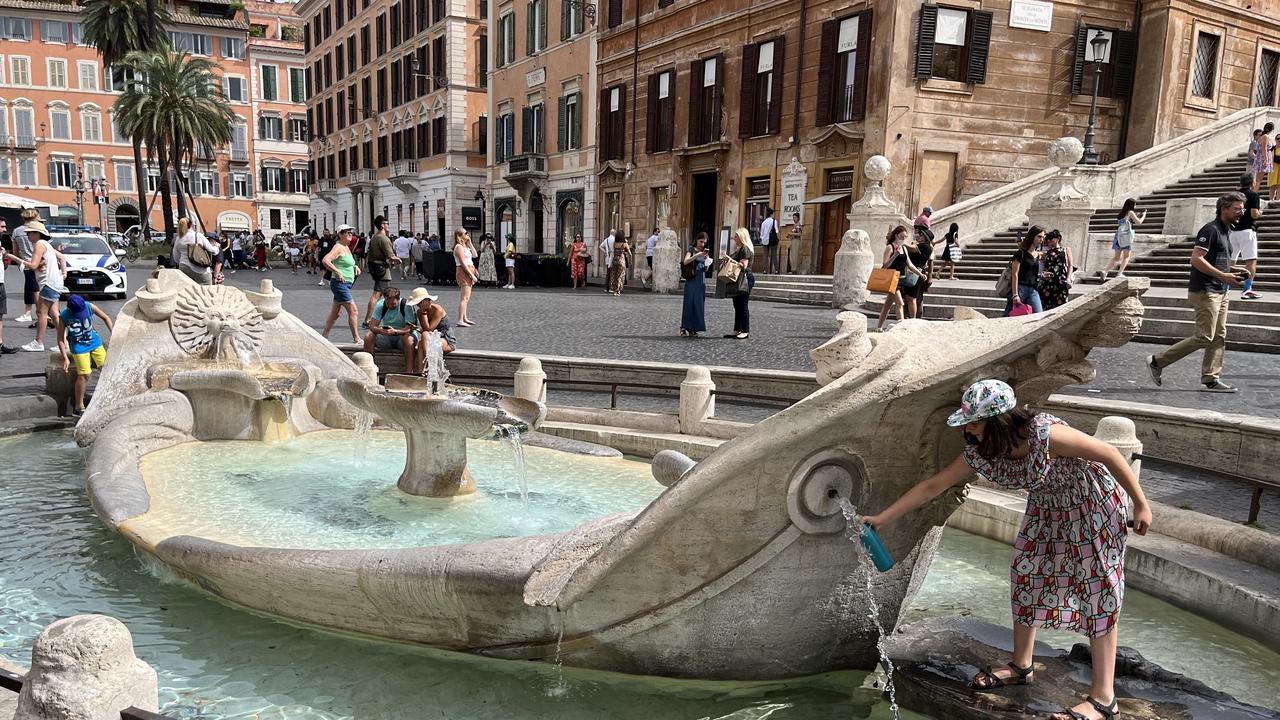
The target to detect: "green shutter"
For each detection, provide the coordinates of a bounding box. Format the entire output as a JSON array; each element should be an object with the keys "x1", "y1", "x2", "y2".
[{"x1": 526, "y1": 1, "x2": 535, "y2": 55}]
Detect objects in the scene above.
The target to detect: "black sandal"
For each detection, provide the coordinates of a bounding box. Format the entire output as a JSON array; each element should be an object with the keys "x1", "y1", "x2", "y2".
[
  {"x1": 1054, "y1": 696, "x2": 1118, "y2": 720},
  {"x1": 970, "y1": 660, "x2": 1035, "y2": 689}
]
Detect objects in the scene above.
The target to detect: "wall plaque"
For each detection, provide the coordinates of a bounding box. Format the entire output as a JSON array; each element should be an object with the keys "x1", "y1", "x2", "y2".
[{"x1": 1009, "y1": 0, "x2": 1053, "y2": 32}]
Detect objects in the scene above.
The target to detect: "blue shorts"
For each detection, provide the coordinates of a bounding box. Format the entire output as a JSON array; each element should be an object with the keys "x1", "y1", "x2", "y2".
[
  {"x1": 1112, "y1": 235, "x2": 1133, "y2": 252},
  {"x1": 330, "y1": 277, "x2": 353, "y2": 304},
  {"x1": 39, "y1": 285, "x2": 62, "y2": 302}
]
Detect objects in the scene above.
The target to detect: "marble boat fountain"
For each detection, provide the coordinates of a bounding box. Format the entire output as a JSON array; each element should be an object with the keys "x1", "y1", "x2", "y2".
[{"x1": 78, "y1": 268, "x2": 1149, "y2": 681}]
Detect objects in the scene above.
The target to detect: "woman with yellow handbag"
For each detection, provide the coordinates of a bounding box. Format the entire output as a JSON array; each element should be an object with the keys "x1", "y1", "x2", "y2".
[
  {"x1": 716, "y1": 228, "x2": 755, "y2": 339},
  {"x1": 874, "y1": 225, "x2": 924, "y2": 332}
]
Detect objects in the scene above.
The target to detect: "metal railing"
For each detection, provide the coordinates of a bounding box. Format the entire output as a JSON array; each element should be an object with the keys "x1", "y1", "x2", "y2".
[
  {"x1": 833, "y1": 83, "x2": 858, "y2": 123},
  {"x1": 1132, "y1": 452, "x2": 1277, "y2": 525},
  {"x1": 505, "y1": 154, "x2": 546, "y2": 176},
  {"x1": 439, "y1": 372, "x2": 791, "y2": 411},
  {"x1": 0, "y1": 668, "x2": 176, "y2": 720},
  {"x1": 229, "y1": 146, "x2": 248, "y2": 162},
  {"x1": 13, "y1": 134, "x2": 36, "y2": 150}
]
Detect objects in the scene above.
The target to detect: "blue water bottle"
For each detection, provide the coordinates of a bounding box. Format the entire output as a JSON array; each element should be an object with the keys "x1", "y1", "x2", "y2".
[{"x1": 860, "y1": 524, "x2": 895, "y2": 573}]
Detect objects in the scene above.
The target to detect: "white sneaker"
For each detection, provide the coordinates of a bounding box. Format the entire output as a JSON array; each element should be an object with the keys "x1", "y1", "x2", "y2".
[
  {"x1": 14, "y1": 313, "x2": 32, "y2": 323},
  {"x1": 20, "y1": 340, "x2": 44, "y2": 352}
]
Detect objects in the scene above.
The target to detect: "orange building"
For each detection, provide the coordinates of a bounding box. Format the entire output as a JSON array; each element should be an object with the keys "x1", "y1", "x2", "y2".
[
  {"x1": 0, "y1": 0, "x2": 303, "y2": 236},
  {"x1": 247, "y1": 0, "x2": 311, "y2": 235}
]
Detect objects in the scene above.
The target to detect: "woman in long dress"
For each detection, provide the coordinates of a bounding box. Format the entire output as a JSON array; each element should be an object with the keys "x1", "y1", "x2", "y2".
[
  {"x1": 1037, "y1": 229, "x2": 1074, "y2": 310},
  {"x1": 863, "y1": 380, "x2": 1152, "y2": 720},
  {"x1": 608, "y1": 231, "x2": 631, "y2": 296},
  {"x1": 477, "y1": 234, "x2": 498, "y2": 285},
  {"x1": 679, "y1": 232, "x2": 709, "y2": 336},
  {"x1": 569, "y1": 234, "x2": 588, "y2": 290}
]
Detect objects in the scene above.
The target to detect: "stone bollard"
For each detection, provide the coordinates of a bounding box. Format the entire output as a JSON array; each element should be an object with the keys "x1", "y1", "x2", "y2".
[
  {"x1": 651, "y1": 227, "x2": 683, "y2": 294},
  {"x1": 1093, "y1": 416, "x2": 1143, "y2": 477},
  {"x1": 352, "y1": 352, "x2": 380, "y2": 384},
  {"x1": 832, "y1": 229, "x2": 874, "y2": 308},
  {"x1": 514, "y1": 357, "x2": 547, "y2": 404},
  {"x1": 15, "y1": 615, "x2": 158, "y2": 720},
  {"x1": 679, "y1": 366, "x2": 715, "y2": 434},
  {"x1": 43, "y1": 350, "x2": 74, "y2": 417}
]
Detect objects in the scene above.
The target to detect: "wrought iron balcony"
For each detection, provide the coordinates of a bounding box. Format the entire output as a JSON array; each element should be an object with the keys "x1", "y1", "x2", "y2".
[
  {"x1": 504, "y1": 153, "x2": 546, "y2": 179},
  {"x1": 230, "y1": 146, "x2": 249, "y2": 162},
  {"x1": 12, "y1": 135, "x2": 37, "y2": 151}
]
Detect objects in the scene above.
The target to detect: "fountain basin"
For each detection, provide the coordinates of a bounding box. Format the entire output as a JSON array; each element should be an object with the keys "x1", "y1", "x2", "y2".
[
  {"x1": 337, "y1": 375, "x2": 546, "y2": 497},
  {"x1": 148, "y1": 360, "x2": 320, "y2": 442}
]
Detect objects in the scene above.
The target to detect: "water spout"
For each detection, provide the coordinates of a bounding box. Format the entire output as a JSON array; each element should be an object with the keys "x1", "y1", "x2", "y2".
[
  {"x1": 838, "y1": 498, "x2": 900, "y2": 720},
  {"x1": 422, "y1": 331, "x2": 451, "y2": 396},
  {"x1": 497, "y1": 425, "x2": 529, "y2": 508},
  {"x1": 353, "y1": 409, "x2": 374, "y2": 466},
  {"x1": 210, "y1": 326, "x2": 264, "y2": 368}
]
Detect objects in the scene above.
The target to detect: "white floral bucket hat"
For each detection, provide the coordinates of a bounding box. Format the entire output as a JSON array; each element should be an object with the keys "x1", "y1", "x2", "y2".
[{"x1": 947, "y1": 379, "x2": 1017, "y2": 427}]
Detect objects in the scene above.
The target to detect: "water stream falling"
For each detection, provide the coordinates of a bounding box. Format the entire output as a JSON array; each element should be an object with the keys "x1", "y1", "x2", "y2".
[
  {"x1": 548, "y1": 608, "x2": 570, "y2": 698},
  {"x1": 838, "y1": 498, "x2": 900, "y2": 720},
  {"x1": 352, "y1": 409, "x2": 374, "y2": 465},
  {"x1": 422, "y1": 330, "x2": 451, "y2": 395},
  {"x1": 497, "y1": 426, "x2": 530, "y2": 508}
]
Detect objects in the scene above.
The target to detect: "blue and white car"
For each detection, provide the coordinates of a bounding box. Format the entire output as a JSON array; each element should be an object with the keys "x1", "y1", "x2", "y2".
[{"x1": 51, "y1": 229, "x2": 129, "y2": 299}]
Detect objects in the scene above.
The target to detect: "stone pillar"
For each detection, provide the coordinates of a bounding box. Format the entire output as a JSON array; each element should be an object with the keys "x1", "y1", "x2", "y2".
[
  {"x1": 832, "y1": 230, "x2": 875, "y2": 308},
  {"x1": 679, "y1": 366, "x2": 715, "y2": 434},
  {"x1": 1093, "y1": 415, "x2": 1143, "y2": 477},
  {"x1": 15, "y1": 615, "x2": 158, "y2": 720},
  {"x1": 44, "y1": 350, "x2": 73, "y2": 417},
  {"x1": 352, "y1": 352, "x2": 380, "y2": 384},
  {"x1": 652, "y1": 227, "x2": 682, "y2": 294},
  {"x1": 514, "y1": 357, "x2": 547, "y2": 404},
  {"x1": 845, "y1": 155, "x2": 911, "y2": 266},
  {"x1": 1163, "y1": 197, "x2": 1216, "y2": 236},
  {"x1": 1026, "y1": 138, "x2": 1096, "y2": 276}
]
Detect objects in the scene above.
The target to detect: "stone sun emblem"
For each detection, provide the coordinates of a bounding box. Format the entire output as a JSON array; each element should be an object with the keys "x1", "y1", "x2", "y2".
[{"x1": 169, "y1": 285, "x2": 265, "y2": 358}]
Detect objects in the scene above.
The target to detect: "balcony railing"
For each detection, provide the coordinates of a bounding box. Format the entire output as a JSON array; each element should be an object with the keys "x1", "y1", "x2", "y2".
[
  {"x1": 350, "y1": 168, "x2": 376, "y2": 186},
  {"x1": 230, "y1": 146, "x2": 248, "y2": 162},
  {"x1": 319, "y1": 179, "x2": 338, "y2": 193},
  {"x1": 834, "y1": 84, "x2": 859, "y2": 124},
  {"x1": 13, "y1": 134, "x2": 36, "y2": 150},
  {"x1": 391, "y1": 159, "x2": 418, "y2": 177},
  {"x1": 505, "y1": 153, "x2": 546, "y2": 177}
]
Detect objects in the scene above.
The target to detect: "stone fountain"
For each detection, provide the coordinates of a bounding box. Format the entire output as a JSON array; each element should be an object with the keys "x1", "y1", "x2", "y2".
[
  {"x1": 77, "y1": 269, "x2": 1153, "y2": 681},
  {"x1": 338, "y1": 374, "x2": 545, "y2": 496}
]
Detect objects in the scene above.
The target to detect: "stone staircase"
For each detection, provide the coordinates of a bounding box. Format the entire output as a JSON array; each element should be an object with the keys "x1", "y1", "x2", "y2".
[{"x1": 858, "y1": 281, "x2": 1280, "y2": 353}]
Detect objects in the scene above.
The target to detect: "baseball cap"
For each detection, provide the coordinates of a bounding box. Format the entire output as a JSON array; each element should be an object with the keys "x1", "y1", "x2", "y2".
[
  {"x1": 67, "y1": 294, "x2": 91, "y2": 319},
  {"x1": 946, "y1": 379, "x2": 1017, "y2": 427}
]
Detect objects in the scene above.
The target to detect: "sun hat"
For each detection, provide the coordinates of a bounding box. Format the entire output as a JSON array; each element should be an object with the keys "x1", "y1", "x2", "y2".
[
  {"x1": 66, "y1": 294, "x2": 90, "y2": 320},
  {"x1": 946, "y1": 379, "x2": 1017, "y2": 427},
  {"x1": 403, "y1": 287, "x2": 439, "y2": 307},
  {"x1": 25, "y1": 220, "x2": 49, "y2": 238},
  {"x1": 335, "y1": 224, "x2": 356, "y2": 234}
]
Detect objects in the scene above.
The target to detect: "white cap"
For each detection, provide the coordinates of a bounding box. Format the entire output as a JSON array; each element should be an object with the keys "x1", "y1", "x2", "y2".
[{"x1": 336, "y1": 224, "x2": 356, "y2": 234}]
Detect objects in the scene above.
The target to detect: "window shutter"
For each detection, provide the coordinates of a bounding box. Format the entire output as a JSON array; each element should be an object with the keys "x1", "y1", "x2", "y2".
[
  {"x1": 46, "y1": 159, "x2": 55, "y2": 187},
  {"x1": 557, "y1": 95, "x2": 567, "y2": 151},
  {"x1": 689, "y1": 59, "x2": 705, "y2": 145},
  {"x1": 711, "y1": 53, "x2": 724, "y2": 141},
  {"x1": 851, "y1": 11, "x2": 872, "y2": 120},
  {"x1": 815, "y1": 20, "x2": 837, "y2": 126},
  {"x1": 615, "y1": 87, "x2": 626, "y2": 159},
  {"x1": 768, "y1": 37, "x2": 785, "y2": 135},
  {"x1": 1071, "y1": 23, "x2": 1088, "y2": 96},
  {"x1": 572, "y1": 92, "x2": 581, "y2": 148},
  {"x1": 526, "y1": 1, "x2": 535, "y2": 55},
  {"x1": 914, "y1": 5, "x2": 938, "y2": 80},
  {"x1": 522, "y1": 106, "x2": 533, "y2": 153},
  {"x1": 1113, "y1": 29, "x2": 1137, "y2": 99},
  {"x1": 965, "y1": 10, "x2": 993, "y2": 85},
  {"x1": 538, "y1": 1, "x2": 547, "y2": 51},
  {"x1": 645, "y1": 74, "x2": 658, "y2": 154},
  {"x1": 599, "y1": 87, "x2": 609, "y2": 161},
  {"x1": 739, "y1": 43, "x2": 759, "y2": 138},
  {"x1": 560, "y1": 0, "x2": 570, "y2": 41},
  {"x1": 607, "y1": 0, "x2": 621, "y2": 29}
]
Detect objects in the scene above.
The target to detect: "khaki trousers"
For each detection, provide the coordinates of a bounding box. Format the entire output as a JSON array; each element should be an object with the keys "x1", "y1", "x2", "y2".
[{"x1": 1154, "y1": 290, "x2": 1229, "y2": 383}]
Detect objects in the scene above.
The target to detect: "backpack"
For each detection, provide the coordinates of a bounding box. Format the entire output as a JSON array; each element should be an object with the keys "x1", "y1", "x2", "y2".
[{"x1": 768, "y1": 221, "x2": 779, "y2": 247}]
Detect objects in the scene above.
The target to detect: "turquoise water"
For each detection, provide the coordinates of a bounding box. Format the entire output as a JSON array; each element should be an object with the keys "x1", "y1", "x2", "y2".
[
  {"x1": 137, "y1": 430, "x2": 664, "y2": 549},
  {"x1": 1, "y1": 430, "x2": 1277, "y2": 718}
]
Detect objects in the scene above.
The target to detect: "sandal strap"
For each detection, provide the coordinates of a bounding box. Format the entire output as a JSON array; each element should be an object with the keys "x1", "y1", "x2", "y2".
[
  {"x1": 1005, "y1": 660, "x2": 1034, "y2": 679},
  {"x1": 1087, "y1": 697, "x2": 1118, "y2": 718},
  {"x1": 972, "y1": 665, "x2": 1004, "y2": 688}
]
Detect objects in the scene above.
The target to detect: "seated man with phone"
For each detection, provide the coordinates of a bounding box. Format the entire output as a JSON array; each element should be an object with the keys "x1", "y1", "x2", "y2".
[{"x1": 362, "y1": 285, "x2": 418, "y2": 374}]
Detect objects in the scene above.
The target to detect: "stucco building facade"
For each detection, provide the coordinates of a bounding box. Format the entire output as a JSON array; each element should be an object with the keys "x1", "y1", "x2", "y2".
[
  {"x1": 483, "y1": 0, "x2": 597, "y2": 254},
  {"x1": 596, "y1": 0, "x2": 1280, "y2": 274},
  {"x1": 297, "y1": 0, "x2": 487, "y2": 238}
]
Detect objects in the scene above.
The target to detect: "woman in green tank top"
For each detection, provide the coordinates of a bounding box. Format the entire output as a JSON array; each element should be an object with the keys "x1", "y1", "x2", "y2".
[{"x1": 321, "y1": 226, "x2": 363, "y2": 342}]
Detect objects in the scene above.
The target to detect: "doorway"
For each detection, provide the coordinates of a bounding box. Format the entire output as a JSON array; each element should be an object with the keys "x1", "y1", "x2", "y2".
[
  {"x1": 530, "y1": 191, "x2": 545, "y2": 253},
  {"x1": 113, "y1": 203, "x2": 140, "y2": 234},
  {"x1": 819, "y1": 195, "x2": 852, "y2": 274},
  {"x1": 691, "y1": 172, "x2": 718, "y2": 253},
  {"x1": 919, "y1": 151, "x2": 958, "y2": 211}
]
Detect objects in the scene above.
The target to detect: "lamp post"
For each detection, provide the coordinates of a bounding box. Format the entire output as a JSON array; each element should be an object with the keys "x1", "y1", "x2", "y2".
[
  {"x1": 72, "y1": 169, "x2": 89, "y2": 225},
  {"x1": 474, "y1": 188, "x2": 486, "y2": 234},
  {"x1": 1080, "y1": 29, "x2": 1111, "y2": 166}
]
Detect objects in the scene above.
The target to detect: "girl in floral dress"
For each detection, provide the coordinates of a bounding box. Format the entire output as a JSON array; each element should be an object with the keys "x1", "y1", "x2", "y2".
[
  {"x1": 864, "y1": 380, "x2": 1152, "y2": 720},
  {"x1": 1037, "y1": 229, "x2": 1074, "y2": 310}
]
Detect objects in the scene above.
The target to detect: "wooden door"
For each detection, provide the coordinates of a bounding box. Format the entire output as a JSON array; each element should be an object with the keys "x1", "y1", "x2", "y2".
[
  {"x1": 820, "y1": 195, "x2": 852, "y2": 274},
  {"x1": 919, "y1": 151, "x2": 958, "y2": 211}
]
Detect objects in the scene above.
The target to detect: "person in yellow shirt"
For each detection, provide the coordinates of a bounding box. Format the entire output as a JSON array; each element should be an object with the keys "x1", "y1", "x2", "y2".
[{"x1": 503, "y1": 235, "x2": 518, "y2": 289}]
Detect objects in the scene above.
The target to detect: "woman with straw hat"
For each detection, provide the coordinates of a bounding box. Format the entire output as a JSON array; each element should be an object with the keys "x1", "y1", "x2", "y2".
[
  {"x1": 862, "y1": 380, "x2": 1153, "y2": 720},
  {"x1": 404, "y1": 287, "x2": 457, "y2": 375}
]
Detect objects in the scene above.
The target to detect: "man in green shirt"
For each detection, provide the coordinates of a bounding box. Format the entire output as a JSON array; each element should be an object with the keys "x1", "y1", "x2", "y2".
[{"x1": 364, "y1": 215, "x2": 401, "y2": 325}]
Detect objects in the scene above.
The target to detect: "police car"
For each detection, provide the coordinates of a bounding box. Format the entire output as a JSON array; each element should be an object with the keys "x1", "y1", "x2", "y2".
[{"x1": 50, "y1": 225, "x2": 129, "y2": 299}]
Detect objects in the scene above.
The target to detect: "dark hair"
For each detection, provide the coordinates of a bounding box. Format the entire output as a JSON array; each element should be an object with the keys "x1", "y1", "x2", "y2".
[
  {"x1": 886, "y1": 225, "x2": 908, "y2": 244},
  {"x1": 1020, "y1": 226, "x2": 1044, "y2": 251},
  {"x1": 1045, "y1": 229, "x2": 1062, "y2": 243},
  {"x1": 1218, "y1": 191, "x2": 1246, "y2": 213},
  {"x1": 765, "y1": 207, "x2": 774, "y2": 217},
  {"x1": 693, "y1": 232, "x2": 708, "y2": 247},
  {"x1": 374, "y1": 215, "x2": 387, "y2": 226},
  {"x1": 1266, "y1": 122, "x2": 1276, "y2": 133},
  {"x1": 1117, "y1": 198, "x2": 1136, "y2": 220},
  {"x1": 967, "y1": 406, "x2": 1035, "y2": 460},
  {"x1": 1241, "y1": 171, "x2": 1255, "y2": 188},
  {"x1": 1254, "y1": 128, "x2": 1265, "y2": 137}
]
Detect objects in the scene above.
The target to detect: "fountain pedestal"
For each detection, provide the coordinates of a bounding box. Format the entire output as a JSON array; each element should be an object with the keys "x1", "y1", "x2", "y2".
[{"x1": 403, "y1": 429, "x2": 476, "y2": 496}]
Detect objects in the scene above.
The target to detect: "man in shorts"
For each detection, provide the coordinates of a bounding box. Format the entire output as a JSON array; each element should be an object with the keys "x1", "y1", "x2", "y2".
[
  {"x1": 364, "y1": 216, "x2": 401, "y2": 326},
  {"x1": 362, "y1": 285, "x2": 418, "y2": 373},
  {"x1": 393, "y1": 231, "x2": 413, "y2": 279},
  {"x1": 57, "y1": 294, "x2": 113, "y2": 415},
  {"x1": 1231, "y1": 172, "x2": 1263, "y2": 300},
  {"x1": 0, "y1": 250, "x2": 18, "y2": 354}
]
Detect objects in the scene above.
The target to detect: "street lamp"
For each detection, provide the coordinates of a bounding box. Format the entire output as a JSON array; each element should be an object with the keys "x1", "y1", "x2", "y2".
[
  {"x1": 1080, "y1": 29, "x2": 1111, "y2": 166},
  {"x1": 474, "y1": 188, "x2": 486, "y2": 234}
]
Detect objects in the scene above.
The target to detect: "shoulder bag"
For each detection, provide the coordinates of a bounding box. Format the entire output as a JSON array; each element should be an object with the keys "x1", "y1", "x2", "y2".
[
  {"x1": 187, "y1": 239, "x2": 212, "y2": 268},
  {"x1": 994, "y1": 264, "x2": 1013, "y2": 297},
  {"x1": 867, "y1": 267, "x2": 899, "y2": 294},
  {"x1": 716, "y1": 257, "x2": 742, "y2": 284}
]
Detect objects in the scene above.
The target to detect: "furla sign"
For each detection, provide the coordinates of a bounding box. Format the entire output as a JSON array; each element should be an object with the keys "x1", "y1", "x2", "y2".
[{"x1": 1009, "y1": 0, "x2": 1052, "y2": 32}]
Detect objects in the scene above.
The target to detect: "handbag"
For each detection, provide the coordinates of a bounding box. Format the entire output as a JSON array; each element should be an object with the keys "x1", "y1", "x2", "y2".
[
  {"x1": 867, "y1": 267, "x2": 899, "y2": 294},
  {"x1": 1009, "y1": 302, "x2": 1035, "y2": 317},
  {"x1": 994, "y1": 265, "x2": 1013, "y2": 297},
  {"x1": 681, "y1": 260, "x2": 696, "y2": 280},
  {"x1": 187, "y1": 241, "x2": 212, "y2": 268},
  {"x1": 716, "y1": 257, "x2": 742, "y2": 284},
  {"x1": 948, "y1": 245, "x2": 963, "y2": 262},
  {"x1": 368, "y1": 259, "x2": 388, "y2": 280},
  {"x1": 901, "y1": 271, "x2": 920, "y2": 288}
]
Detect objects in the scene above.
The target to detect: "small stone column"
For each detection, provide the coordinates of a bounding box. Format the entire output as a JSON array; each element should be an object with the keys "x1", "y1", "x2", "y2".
[
  {"x1": 652, "y1": 227, "x2": 683, "y2": 294},
  {"x1": 352, "y1": 352, "x2": 380, "y2": 384},
  {"x1": 16, "y1": 615, "x2": 158, "y2": 720},
  {"x1": 1026, "y1": 138, "x2": 1096, "y2": 277},
  {"x1": 1093, "y1": 415, "x2": 1143, "y2": 477},
  {"x1": 845, "y1": 155, "x2": 911, "y2": 266},
  {"x1": 679, "y1": 366, "x2": 715, "y2": 434},
  {"x1": 832, "y1": 230, "x2": 875, "y2": 308},
  {"x1": 514, "y1": 357, "x2": 547, "y2": 404}
]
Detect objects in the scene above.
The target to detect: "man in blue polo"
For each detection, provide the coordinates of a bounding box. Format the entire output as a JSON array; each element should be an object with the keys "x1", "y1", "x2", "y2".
[{"x1": 362, "y1": 285, "x2": 418, "y2": 374}]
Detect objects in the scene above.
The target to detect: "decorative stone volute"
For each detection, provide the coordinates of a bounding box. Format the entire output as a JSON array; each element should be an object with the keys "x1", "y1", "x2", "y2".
[
  {"x1": 134, "y1": 277, "x2": 178, "y2": 321},
  {"x1": 243, "y1": 278, "x2": 284, "y2": 319},
  {"x1": 1035, "y1": 137, "x2": 1089, "y2": 203},
  {"x1": 810, "y1": 311, "x2": 874, "y2": 385},
  {"x1": 851, "y1": 155, "x2": 899, "y2": 212}
]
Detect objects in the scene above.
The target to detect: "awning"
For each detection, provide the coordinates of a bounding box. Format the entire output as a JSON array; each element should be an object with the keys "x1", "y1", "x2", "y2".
[
  {"x1": 56, "y1": 205, "x2": 80, "y2": 218},
  {"x1": 804, "y1": 193, "x2": 851, "y2": 204},
  {"x1": 218, "y1": 215, "x2": 251, "y2": 231}
]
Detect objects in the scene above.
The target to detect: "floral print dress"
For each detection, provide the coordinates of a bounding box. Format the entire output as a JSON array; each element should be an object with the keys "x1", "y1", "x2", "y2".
[
  {"x1": 1036, "y1": 246, "x2": 1072, "y2": 310},
  {"x1": 963, "y1": 414, "x2": 1129, "y2": 638}
]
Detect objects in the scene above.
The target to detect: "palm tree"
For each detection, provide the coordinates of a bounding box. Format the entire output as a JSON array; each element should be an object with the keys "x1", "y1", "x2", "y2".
[
  {"x1": 80, "y1": 0, "x2": 171, "y2": 238},
  {"x1": 115, "y1": 51, "x2": 234, "y2": 239}
]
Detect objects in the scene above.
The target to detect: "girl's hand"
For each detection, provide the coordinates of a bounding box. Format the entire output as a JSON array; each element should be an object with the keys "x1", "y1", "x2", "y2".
[
  {"x1": 1013, "y1": 296, "x2": 1023, "y2": 305},
  {"x1": 861, "y1": 513, "x2": 887, "y2": 531},
  {"x1": 1131, "y1": 502, "x2": 1152, "y2": 535}
]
